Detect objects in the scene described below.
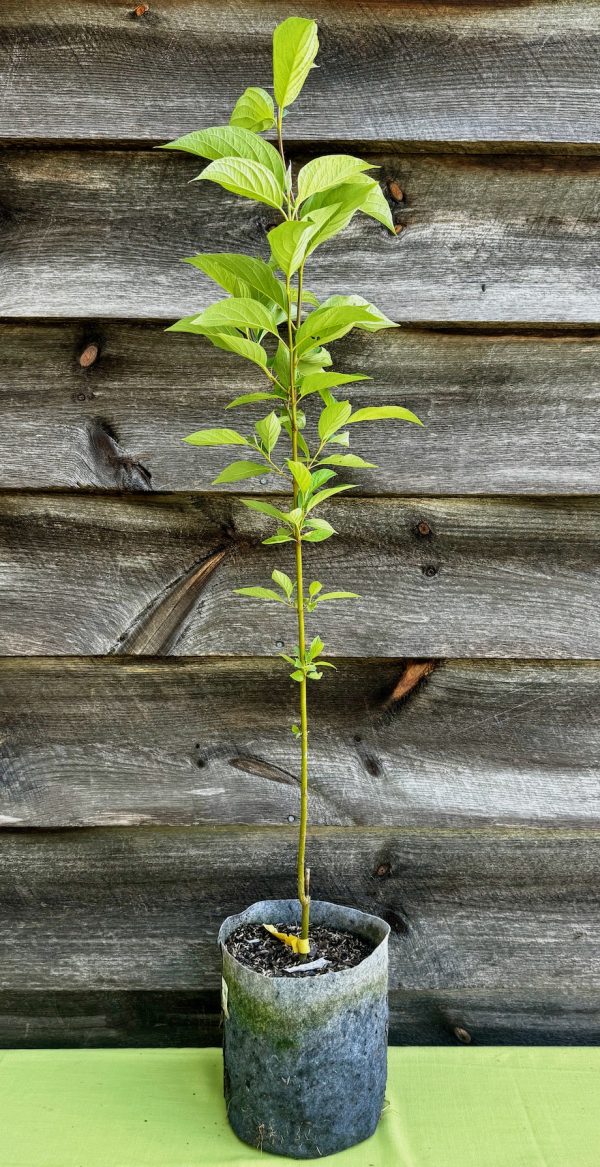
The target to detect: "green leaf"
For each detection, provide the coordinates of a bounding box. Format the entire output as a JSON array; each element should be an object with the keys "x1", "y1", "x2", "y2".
[
  {"x1": 305, "y1": 483, "x2": 356, "y2": 512},
  {"x1": 272, "y1": 569, "x2": 294, "y2": 598},
  {"x1": 268, "y1": 220, "x2": 314, "y2": 277},
  {"x1": 185, "y1": 253, "x2": 286, "y2": 310},
  {"x1": 273, "y1": 16, "x2": 319, "y2": 109},
  {"x1": 299, "y1": 371, "x2": 370, "y2": 399},
  {"x1": 329, "y1": 430, "x2": 350, "y2": 447},
  {"x1": 255, "y1": 411, "x2": 281, "y2": 454},
  {"x1": 290, "y1": 669, "x2": 305, "y2": 682},
  {"x1": 230, "y1": 87, "x2": 275, "y2": 133},
  {"x1": 160, "y1": 125, "x2": 284, "y2": 184},
  {"x1": 302, "y1": 526, "x2": 335, "y2": 542},
  {"x1": 308, "y1": 581, "x2": 323, "y2": 597},
  {"x1": 208, "y1": 333, "x2": 269, "y2": 370},
  {"x1": 191, "y1": 298, "x2": 280, "y2": 336},
  {"x1": 316, "y1": 591, "x2": 361, "y2": 602},
  {"x1": 291, "y1": 724, "x2": 301, "y2": 736},
  {"x1": 296, "y1": 305, "x2": 383, "y2": 356},
  {"x1": 233, "y1": 586, "x2": 286, "y2": 603},
  {"x1": 308, "y1": 635, "x2": 324, "y2": 659},
  {"x1": 309, "y1": 468, "x2": 337, "y2": 490},
  {"x1": 268, "y1": 208, "x2": 338, "y2": 276},
  {"x1": 227, "y1": 392, "x2": 283, "y2": 409},
  {"x1": 358, "y1": 180, "x2": 396, "y2": 233},
  {"x1": 212, "y1": 460, "x2": 268, "y2": 484},
  {"x1": 297, "y1": 155, "x2": 375, "y2": 204},
  {"x1": 287, "y1": 459, "x2": 312, "y2": 494},
  {"x1": 183, "y1": 427, "x2": 248, "y2": 447},
  {"x1": 263, "y1": 529, "x2": 293, "y2": 544},
  {"x1": 320, "y1": 294, "x2": 398, "y2": 331},
  {"x1": 241, "y1": 499, "x2": 291, "y2": 523},
  {"x1": 299, "y1": 183, "x2": 378, "y2": 251},
  {"x1": 318, "y1": 400, "x2": 353, "y2": 442},
  {"x1": 197, "y1": 158, "x2": 283, "y2": 210},
  {"x1": 348, "y1": 406, "x2": 423, "y2": 426},
  {"x1": 319, "y1": 453, "x2": 378, "y2": 468}
]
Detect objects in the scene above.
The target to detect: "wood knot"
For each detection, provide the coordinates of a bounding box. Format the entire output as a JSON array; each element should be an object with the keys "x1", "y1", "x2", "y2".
[
  {"x1": 421, "y1": 563, "x2": 438, "y2": 578},
  {"x1": 387, "y1": 180, "x2": 404, "y2": 203},
  {"x1": 394, "y1": 223, "x2": 404, "y2": 235},
  {"x1": 133, "y1": 3, "x2": 149, "y2": 15},
  {"x1": 374, "y1": 862, "x2": 392, "y2": 879},
  {"x1": 415, "y1": 520, "x2": 433, "y2": 538},
  {"x1": 453, "y1": 1026, "x2": 472, "y2": 1045},
  {"x1": 79, "y1": 342, "x2": 99, "y2": 369}
]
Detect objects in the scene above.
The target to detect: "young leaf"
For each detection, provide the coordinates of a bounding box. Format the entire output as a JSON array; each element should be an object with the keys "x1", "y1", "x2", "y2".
[
  {"x1": 320, "y1": 294, "x2": 398, "y2": 331},
  {"x1": 319, "y1": 453, "x2": 378, "y2": 468},
  {"x1": 255, "y1": 411, "x2": 281, "y2": 454},
  {"x1": 268, "y1": 220, "x2": 314, "y2": 277},
  {"x1": 212, "y1": 460, "x2": 268, "y2": 483},
  {"x1": 358, "y1": 180, "x2": 396, "y2": 233},
  {"x1": 348, "y1": 406, "x2": 423, "y2": 425},
  {"x1": 297, "y1": 155, "x2": 375, "y2": 204},
  {"x1": 197, "y1": 158, "x2": 283, "y2": 211},
  {"x1": 298, "y1": 371, "x2": 370, "y2": 399},
  {"x1": 207, "y1": 333, "x2": 269, "y2": 370},
  {"x1": 183, "y1": 427, "x2": 248, "y2": 447},
  {"x1": 290, "y1": 669, "x2": 306, "y2": 682},
  {"x1": 185, "y1": 253, "x2": 286, "y2": 310},
  {"x1": 316, "y1": 591, "x2": 361, "y2": 602},
  {"x1": 273, "y1": 17, "x2": 319, "y2": 109},
  {"x1": 309, "y1": 468, "x2": 337, "y2": 490},
  {"x1": 160, "y1": 125, "x2": 284, "y2": 184},
  {"x1": 241, "y1": 499, "x2": 291, "y2": 523},
  {"x1": 227, "y1": 392, "x2": 283, "y2": 409},
  {"x1": 233, "y1": 586, "x2": 287, "y2": 603},
  {"x1": 305, "y1": 483, "x2": 356, "y2": 512},
  {"x1": 272, "y1": 569, "x2": 294, "y2": 598},
  {"x1": 191, "y1": 298, "x2": 280, "y2": 336},
  {"x1": 302, "y1": 526, "x2": 335, "y2": 542},
  {"x1": 329, "y1": 431, "x2": 350, "y2": 447},
  {"x1": 287, "y1": 459, "x2": 312, "y2": 494},
  {"x1": 308, "y1": 581, "x2": 323, "y2": 597},
  {"x1": 263, "y1": 529, "x2": 293, "y2": 544},
  {"x1": 300, "y1": 182, "x2": 378, "y2": 252},
  {"x1": 296, "y1": 305, "x2": 382, "y2": 356},
  {"x1": 318, "y1": 400, "x2": 353, "y2": 442},
  {"x1": 308, "y1": 636, "x2": 324, "y2": 659},
  {"x1": 230, "y1": 87, "x2": 275, "y2": 133}
]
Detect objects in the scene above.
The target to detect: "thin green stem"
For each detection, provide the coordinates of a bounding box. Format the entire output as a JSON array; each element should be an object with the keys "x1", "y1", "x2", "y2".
[{"x1": 285, "y1": 256, "x2": 310, "y2": 940}]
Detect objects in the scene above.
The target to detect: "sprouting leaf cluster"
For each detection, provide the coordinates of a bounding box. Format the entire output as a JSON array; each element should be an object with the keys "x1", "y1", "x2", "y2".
[{"x1": 163, "y1": 16, "x2": 422, "y2": 695}]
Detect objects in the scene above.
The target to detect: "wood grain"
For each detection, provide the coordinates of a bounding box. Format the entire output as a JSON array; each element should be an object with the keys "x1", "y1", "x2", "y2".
[
  {"x1": 1, "y1": 2, "x2": 599, "y2": 145},
  {"x1": 1, "y1": 493, "x2": 599, "y2": 658},
  {"x1": 2, "y1": 149, "x2": 600, "y2": 321},
  {"x1": 2, "y1": 322, "x2": 600, "y2": 494},
  {"x1": 1, "y1": 658, "x2": 599, "y2": 829},
  {"x1": 1, "y1": 826, "x2": 598, "y2": 992},
  {"x1": 3, "y1": 989, "x2": 599, "y2": 1048}
]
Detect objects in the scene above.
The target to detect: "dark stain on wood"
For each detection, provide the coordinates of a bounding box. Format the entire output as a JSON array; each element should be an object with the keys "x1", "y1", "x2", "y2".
[
  {"x1": 87, "y1": 420, "x2": 152, "y2": 490},
  {"x1": 112, "y1": 547, "x2": 229, "y2": 655}
]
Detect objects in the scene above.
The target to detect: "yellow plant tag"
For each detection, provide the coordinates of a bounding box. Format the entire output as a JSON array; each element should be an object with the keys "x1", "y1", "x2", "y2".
[{"x1": 263, "y1": 924, "x2": 311, "y2": 955}]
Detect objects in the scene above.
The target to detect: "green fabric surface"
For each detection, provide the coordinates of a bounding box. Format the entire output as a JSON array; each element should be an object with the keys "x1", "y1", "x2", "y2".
[{"x1": 1, "y1": 1047, "x2": 598, "y2": 1166}]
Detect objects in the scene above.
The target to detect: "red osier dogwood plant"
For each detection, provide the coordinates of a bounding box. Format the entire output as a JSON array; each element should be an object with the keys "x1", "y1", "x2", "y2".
[{"x1": 163, "y1": 17, "x2": 422, "y2": 952}]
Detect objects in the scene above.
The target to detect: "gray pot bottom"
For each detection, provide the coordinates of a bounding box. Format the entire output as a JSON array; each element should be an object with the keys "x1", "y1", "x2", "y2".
[{"x1": 218, "y1": 899, "x2": 390, "y2": 1159}]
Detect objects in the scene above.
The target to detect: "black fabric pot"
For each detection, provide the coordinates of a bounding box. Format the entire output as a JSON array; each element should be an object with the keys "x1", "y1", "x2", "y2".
[{"x1": 218, "y1": 898, "x2": 390, "y2": 1159}]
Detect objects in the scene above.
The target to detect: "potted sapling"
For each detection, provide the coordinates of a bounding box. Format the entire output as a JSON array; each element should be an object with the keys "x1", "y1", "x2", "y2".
[{"x1": 162, "y1": 16, "x2": 422, "y2": 1159}]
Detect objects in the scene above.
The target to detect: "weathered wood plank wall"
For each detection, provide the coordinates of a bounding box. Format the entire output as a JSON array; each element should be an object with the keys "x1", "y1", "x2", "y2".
[{"x1": 1, "y1": 0, "x2": 599, "y2": 1047}]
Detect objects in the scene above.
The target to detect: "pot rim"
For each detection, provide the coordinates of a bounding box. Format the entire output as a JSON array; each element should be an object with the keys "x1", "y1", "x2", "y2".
[{"x1": 218, "y1": 897, "x2": 390, "y2": 985}]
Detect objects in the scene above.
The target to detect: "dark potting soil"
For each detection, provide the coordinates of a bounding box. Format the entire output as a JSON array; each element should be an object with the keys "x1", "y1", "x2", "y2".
[{"x1": 225, "y1": 923, "x2": 375, "y2": 977}]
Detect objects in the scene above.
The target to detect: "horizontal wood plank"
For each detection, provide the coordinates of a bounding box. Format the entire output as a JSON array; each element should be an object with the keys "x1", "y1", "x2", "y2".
[
  {"x1": 1, "y1": 2, "x2": 599, "y2": 145},
  {"x1": 1, "y1": 494, "x2": 599, "y2": 658},
  {"x1": 2, "y1": 149, "x2": 600, "y2": 321},
  {"x1": 1, "y1": 659, "x2": 599, "y2": 829},
  {"x1": 3, "y1": 988, "x2": 600, "y2": 1048},
  {"x1": 1, "y1": 826, "x2": 598, "y2": 992},
  {"x1": 2, "y1": 323, "x2": 600, "y2": 494}
]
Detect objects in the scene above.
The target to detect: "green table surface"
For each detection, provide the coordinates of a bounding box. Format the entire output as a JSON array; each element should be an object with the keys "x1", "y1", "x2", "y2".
[{"x1": 1, "y1": 1047, "x2": 598, "y2": 1166}]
